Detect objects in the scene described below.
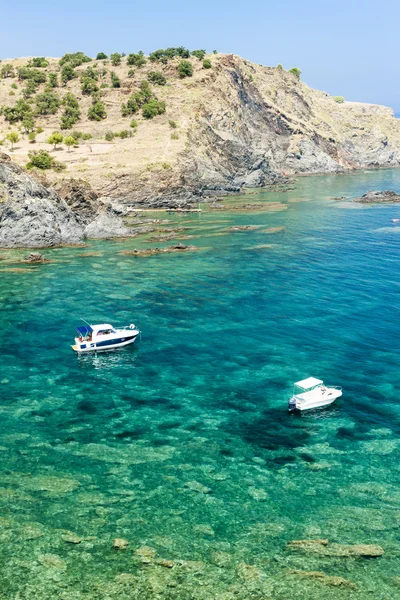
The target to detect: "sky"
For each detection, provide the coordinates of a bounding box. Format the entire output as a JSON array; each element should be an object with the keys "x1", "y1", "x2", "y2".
[{"x1": 1, "y1": 0, "x2": 399, "y2": 112}]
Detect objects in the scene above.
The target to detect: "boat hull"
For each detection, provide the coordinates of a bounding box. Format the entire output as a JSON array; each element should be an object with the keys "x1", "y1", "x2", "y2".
[
  {"x1": 72, "y1": 333, "x2": 138, "y2": 353},
  {"x1": 289, "y1": 389, "x2": 342, "y2": 412}
]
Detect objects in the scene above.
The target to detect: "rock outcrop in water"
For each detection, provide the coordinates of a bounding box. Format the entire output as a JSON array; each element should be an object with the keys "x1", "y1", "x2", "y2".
[{"x1": 353, "y1": 190, "x2": 400, "y2": 203}]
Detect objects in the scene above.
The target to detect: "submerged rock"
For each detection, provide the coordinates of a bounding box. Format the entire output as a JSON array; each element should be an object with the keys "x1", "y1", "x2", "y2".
[
  {"x1": 113, "y1": 537, "x2": 129, "y2": 550},
  {"x1": 135, "y1": 546, "x2": 157, "y2": 564},
  {"x1": 38, "y1": 553, "x2": 67, "y2": 571},
  {"x1": 184, "y1": 480, "x2": 212, "y2": 494},
  {"x1": 288, "y1": 570, "x2": 356, "y2": 588},
  {"x1": 287, "y1": 539, "x2": 384, "y2": 557},
  {"x1": 120, "y1": 244, "x2": 198, "y2": 257}
]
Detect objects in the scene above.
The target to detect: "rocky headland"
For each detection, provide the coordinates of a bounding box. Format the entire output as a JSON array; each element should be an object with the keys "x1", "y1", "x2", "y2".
[{"x1": 1, "y1": 50, "x2": 400, "y2": 245}]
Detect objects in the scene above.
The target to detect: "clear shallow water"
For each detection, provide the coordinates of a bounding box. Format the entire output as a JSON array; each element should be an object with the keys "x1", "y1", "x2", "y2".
[{"x1": 1, "y1": 170, "x2": 400, "y2": 598}]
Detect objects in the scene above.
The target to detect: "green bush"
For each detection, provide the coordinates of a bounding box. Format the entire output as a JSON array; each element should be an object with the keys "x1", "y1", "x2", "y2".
[
  {"x1": 9, "y1": 91, "x2": 15, "y2": 96},
  {"x1": 130, "y1": 119, "x2": 137, "y2": 128},
  {"x1": 170, "y1": 131, "x2": 179, "y2": 140},
  {"x1": 127, "y1": 52, "x2": 146, "y2": 67},
  {"x1": 11, "y1": 82, "x2": 17, "y2": 89},
  {"x1": 26, "y1": 150, "x2": 54, "y2": 169},
  {"x1": 289, "y1": 67, "x2": 301, "y2": 80},
  {"x1": 96, "y1": 52, "x2": 108, "y2": 60},
  {"x1": 22, "y1": 80, "x2": 38, "y2": 98},
  {"x1": 178, "y1": 60, "x2": 193, "y2": 78},
  {"x1": 88, "y1": 101, "x2": 107, "y2": 121},
  {"x1": 36, "y1": 126, "x2": 44, "y2": 134},
  {"x1": 276, "y1": 63, "x2": 284, "y2": 70},
  {"x1": 110, "y1": 53, "x2": 122, "y2": 66},
  {"x1": 81, "y1": 66, "x2": 99, "y2": 80},
  {"x1": 147, "y1": 71, "x2": 166, "y2": 85},
  {"x1": 117, "y1": 129, "x2": 132, "y2": 139},
  {"x1": 59, "y1": 52, "x2": 91, "y2": 68},
  {"x1": 149, "y1": 47, "x2": 190, "y2": 63},
  {"x1": 191, "y1": 50, "x2": 206, "y2": 61},
  {"x1": 22, "y1": 115, "x2": 35, "y2": 133},
  {"x1": 128, "y1": 69, "x2": 135, "y2": 78},
  {"x1": 168, "y1": 119, "x2": 177, "y2": 128},
  {"x1": 61, "y1": 65, "x2": 76, "y2": 85},
  {"x1": 47, "y1": 132, "x2": 63, "y2": 149},
  {"x1": 213, "y1": 50, "x2": 218, "y2": 54},
  {"x1": 28, "y1": 132, "x2": 36, "y2": 143},
  {"x1": 202, "y1": 59, "x2": 212, "y2": 69},
  {"x1": 82, "y1": 133, "x2": 92, "y2": 140},
  {"x1": 60, "y1": 93, "x2": 81, "y2": 129},
  {"x1": 1, "y1": 99, "x2": 32, "y2": 123},
  {"x1": 0, "y1": 64, "x2": 15, "y2": 78},
  {"x1": 17, "y1": 67, "x2": 47, "y2": 84},
  {"x1": 142, "y1": 98, "x2": 166, "y2": 119},
  {"x1": 333, "y1": 96, "x2": 345, "y2": 103},
  {"x1": 48, "y1": 72, "x2": 58, "y2": 87},
  {"x1": 81, "y1": 77, "x2": 99, "y2": 95},
  {"x1": 35, "y1": 91, "x2": 60, "y2": 115},
  {"x1": 105, "y1": 131, "x2": 114, "y2": 141},
  {"x1": 28, "y1": 57, "x2": 49, "y2": 68},
  {"x1": 110, "y1": 71, "x2": 121, "y2": 88}
]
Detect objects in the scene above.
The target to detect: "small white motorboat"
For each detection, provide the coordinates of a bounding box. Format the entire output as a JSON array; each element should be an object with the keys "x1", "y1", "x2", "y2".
[
  {"x1": 72, "y1": 322, "x2": 140, "y2": 353},
  {"x1": 288, "y1": 377, "x2": 342, "y2": 412}
]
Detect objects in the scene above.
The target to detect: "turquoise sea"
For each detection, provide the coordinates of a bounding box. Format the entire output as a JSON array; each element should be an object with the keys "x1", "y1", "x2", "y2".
[{"x1": 1, "y1": 169, "x2": 400, "y2": 599}]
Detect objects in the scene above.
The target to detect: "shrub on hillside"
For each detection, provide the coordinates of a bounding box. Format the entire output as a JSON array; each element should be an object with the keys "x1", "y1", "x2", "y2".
[
  {"x1": 6, "y1": 131, "x2": 19, "y2": 150},
  {"x1": 170, "y1": 131, "x2": 179, "y2": 140},
  {"x1": 60, "y1": 93, "x2": 81, "y2": 129},
  {"x1": 110, "y1": 71, "x2": 121, "y2": 88},
  {"x1": 17, "y1": 67, "x2": 47, "y2": 84},
  {"x1": 59, "y1": 52, "x2": 91, "y2": 68},
  {"x1": 22, "y1": 80, "x2": 38, "y2": 99},
  {"x1": 178, "y1": 60, "x2": 193, "y2": 78},
  {"x1": 142, "y1": 99, "x2": 166, "y2": 119},
  {"x1": 28, "y1": 57, "x2": 49, "y2": 68},
  {"x1": 127, "y1": 52, "x2": 146, "y2": 67},
  {"x1": 48, "y1": 72, "x2": 58, "y2": 88},
  {"x1": 1, "y1": 99, "x2": 32, "y2": 123},
  {"x1": 81, "y1": 77, "x2": 99, "y2": 95},
  {"x1": 149, "y1": 47, "x2": 190, "y2": 63},
  {"x1": 202, "y1": 59, "x2": 212, "y2": 69},
  {"x1": 96, "y1": 52, "x2": 108, "y2": 60},
  {"x1": 276, "y1": 63, "x2": 284, "y2": 70},
  {"x1": 0, "y1": 64, "x2": 15, "y2": 78},
  {"x1": 110, "y1": 53, "x2": 122, "y2": 66},
  {"x1": 147, "y1": 71, "x2": 166, "y2": 85},
  {"x1": 88, "y1": 101, "x2": 107, "y2": 121},
  {"x1": 26, "y1": 150, "x2": 54, "y2": 169},
  {"x1": 64, "y1": 135, "x2": 75, "y2": 151},
  {"x1": 61, "y1": 65, "x2": 76, "y2": 85},
  {"x1": 130, "y1": 119, "x2": 137, "y2": 128},
  {"x1": 121, "y1": 81, "x2": 154, "y2": 116},
  {"x1": 168, "y1": 119, "x2": 177, "y2": 128},
  {"x1": 289, "y1": 67, "x2": 301, "y2": 80},
  {"x1": 105, "y1": 131, "x2": 115, "y2": 141},
  {"x1": 35, "y1": 91, "x2": 60, "y2": 115},
  {"x1": 333, "y1": 96, "x2": 345, "y2": 103},
  {"x1": 22, "y1": 115, "x2": 35, "y2": 133},
  {"x1": 191, "y1": 50, "x2": 206, "y2": 61}
]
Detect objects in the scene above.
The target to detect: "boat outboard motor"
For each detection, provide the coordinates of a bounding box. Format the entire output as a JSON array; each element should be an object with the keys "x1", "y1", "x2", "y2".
[{"x1": 288, "y1": 398, "x2": 296, "y2": 412}]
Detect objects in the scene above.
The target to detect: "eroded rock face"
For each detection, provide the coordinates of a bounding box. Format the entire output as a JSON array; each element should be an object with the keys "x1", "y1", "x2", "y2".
[
  {"x1": 354, "y1": 190, "x2": 400, "y2": 203},
  {"x1": 0, "y1": 161, "x2": 83, "y2": 248}
]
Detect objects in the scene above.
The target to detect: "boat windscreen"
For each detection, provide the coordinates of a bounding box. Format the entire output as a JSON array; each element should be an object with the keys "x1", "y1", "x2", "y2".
[{"x1": 76, "y1": 325, "x2": 93, "y2": 335}]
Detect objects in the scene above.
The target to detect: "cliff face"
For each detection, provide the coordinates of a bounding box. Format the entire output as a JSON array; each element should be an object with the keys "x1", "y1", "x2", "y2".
[{"x1": 1, "y1": 53, "x2": 400, "y2": 210}]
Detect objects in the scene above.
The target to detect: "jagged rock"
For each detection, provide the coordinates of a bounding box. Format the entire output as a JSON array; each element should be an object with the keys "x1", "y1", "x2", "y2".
[
  {"x1": 0, "y1": 153, "x2": 10, "y2": 163},
  {"x1": 55, "y1": 178, "x2": 98, "y2": 224},
  {"x1": 113, "y1": 538, "x2": 129, "y2": 550},
  {"x1": 354, "y1": 190, "x2": 400, "y2": 203},
  {"x1": 23, "y1": 252, "x2": 49, "y2": 263},
  {"x1": 135, "y1": 546, "x2": 156, "y2": 563},
  {"x1": 0, "y1": 161, "x2": 83, "y2": 248}
]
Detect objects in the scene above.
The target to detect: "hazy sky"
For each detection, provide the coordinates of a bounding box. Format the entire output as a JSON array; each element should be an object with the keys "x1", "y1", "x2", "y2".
[{"x1": 1, "y1": 0, "x2": 399, "y2": 112}]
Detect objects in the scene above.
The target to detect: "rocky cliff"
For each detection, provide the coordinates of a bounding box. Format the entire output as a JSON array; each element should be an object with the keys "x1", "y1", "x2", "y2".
[{"x1": 1, "y1": 53, "x2": 400, "y2": 209}]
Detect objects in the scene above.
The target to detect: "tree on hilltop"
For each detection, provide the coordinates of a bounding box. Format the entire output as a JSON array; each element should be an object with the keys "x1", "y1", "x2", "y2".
[
  {"x1": 178, "y1": 60, "x2": 193, "y2": 78},
  {"x1": 96, "y1": 52, "x2": 108, "y2": 60}
]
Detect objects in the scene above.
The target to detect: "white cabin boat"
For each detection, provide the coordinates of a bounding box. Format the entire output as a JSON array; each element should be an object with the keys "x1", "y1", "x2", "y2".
[
  {"x1": 288, "y1": 377, "x2": 342, "y2": 412},
  {"x1": 72, "y1": 323, "x2": 139, "y2": 353}
]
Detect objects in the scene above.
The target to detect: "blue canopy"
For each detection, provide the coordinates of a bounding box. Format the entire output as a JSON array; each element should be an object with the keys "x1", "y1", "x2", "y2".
[{"x1": 76, "y1": 325, "x2": 93, "y2": 335}]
